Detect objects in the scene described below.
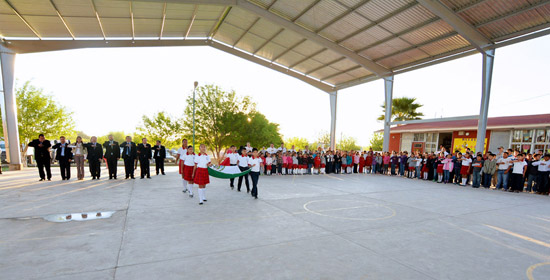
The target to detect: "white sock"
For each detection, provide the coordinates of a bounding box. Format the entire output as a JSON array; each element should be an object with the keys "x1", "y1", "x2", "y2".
[
  {"x1": 438, "y1": 175, "x2": 442, "y2": 182},
  {"x1": 187, "y1": 183, "x2": 194, "y2": 195},
  {"x1": 198, "y1": 188, "x2": 204, "y2": 203},
  {"x1": 462, "y1": 178, "x2": 467, "y2": 185},
  {"x1": 183, "y1": 180, "x2": 187, "y2": 188}
]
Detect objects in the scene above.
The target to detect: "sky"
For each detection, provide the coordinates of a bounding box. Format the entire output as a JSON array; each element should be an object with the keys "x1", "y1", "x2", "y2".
[{"x1": 13, "y1": 35, "x2": 550, "y2": 147}]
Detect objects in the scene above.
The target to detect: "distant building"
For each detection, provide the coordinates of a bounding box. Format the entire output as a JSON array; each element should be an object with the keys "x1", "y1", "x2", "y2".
[{"x1": 383, "y1": 114, "x2": 550, "y2": 154}]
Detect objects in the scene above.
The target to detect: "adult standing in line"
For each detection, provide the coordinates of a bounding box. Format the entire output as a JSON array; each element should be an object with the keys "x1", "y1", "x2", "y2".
[
  {"x1": 103, "y1": 135, "x2": 120, "y2": 180},
  {"x1": 153, "y1": 140, "x2": 166, "y2": 175},
  {"x1": 120, "y1": 136, "x2": 137, "y2": 179},
  {"x1": 266, "y1": 143, "x2": 277, "y2": 155},
  {"x1": 26, "y1": 134, "x2": 52, "y2": 181},
  {"x1": 245, "y1": 142, "x2": 253, "y2": 153},
  {"x1": 85, "y1": 137, "x2": 103, "y2": 180},
  {"x1": 70, "y1": 136, "x2": 87, "y2": 180},
  {"x1": 137, "y1": 138, "x2": 152, "y2": 179},
  {"x1": 52, "y1": 136, "x2": 73, "y2": 180}
]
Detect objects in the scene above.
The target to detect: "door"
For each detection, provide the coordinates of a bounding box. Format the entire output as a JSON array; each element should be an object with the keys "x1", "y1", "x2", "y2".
[{"x1": 411, "y1": 142, "x2": 424, "y2": 154}]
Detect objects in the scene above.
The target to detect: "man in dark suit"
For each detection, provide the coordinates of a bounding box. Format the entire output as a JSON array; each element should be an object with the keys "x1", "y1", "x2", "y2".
[
  {"x1": 137, "y1": 138, "x2": 152, "y2": 179},
  {"x1": 52, "y1": 136, "x2": 73, "y2": 180},
  {"x1": 27, "y1": 134, "x2": 52, "y2": 181},
  {"x1": 152, "y1": 140, "x2": 166, "y2": 175},
  {"x1": 103, "y1": 135, "x2": 120, "y2": 180},
  {"x1": 86, "y1": 136, "x2": 104, "y2": 180},
  {"x1": 120, "y1": 136, "x2": 137, "y2": 179}
]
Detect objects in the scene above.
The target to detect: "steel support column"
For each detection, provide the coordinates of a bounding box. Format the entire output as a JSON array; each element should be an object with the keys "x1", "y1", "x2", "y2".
[
  {"x1": 476, "y1": 49, "x2": 495, "y2": 154},
  {"x1": 0, "y1": 46, "x2": 22, "y2": 170},
  {"x1": 383, "y1": 76, "x2": 394, "y2": 152},
  {"x1": 329, "y1": 91, "x2": 337, "y2": 151}
]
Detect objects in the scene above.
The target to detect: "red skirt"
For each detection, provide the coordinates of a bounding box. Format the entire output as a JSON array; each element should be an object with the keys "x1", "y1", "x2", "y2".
[
  {"x1": 179, "y1": 160, "x2": 185, "y2": 174},
  {"x1": 422, "y1": 165, "x2": 428, "y2": 172},
  {"x1": 293, "y1": 164, "x2": 298, "y2": 169},
  {"x1": 301, "y1": 164, "x2": 307, "y2": 169},
  {"x1": 283, "y1": 163, "x2": 288, "y2": 169},
  {"x1": 460, "y1": 165, "x2": 470, "y2": 175},
  {"x1": 314, "y1": 163, "x2": 320, "y2": 168},
  {"x1": 321, "y1": 164, "x2": 326, "y2": 168},
  {"x1": 342, "y1": 164, "x2": 347, "y2": 168},
  {"x1": 194, "y1": 167, "x2": 210, "y2": 185},
  {"x1": 267, "y1": 165, "x2": 272, "y2": 170},
  {"x1": 183, "y1": 165, "x2": 194, "y2": 182},
  {"x1": 437, "y1": 164, "x2": 444, "y2": 173},
  {"x1": 408, "y1": 166, "x2": 415, "y2": 170}
]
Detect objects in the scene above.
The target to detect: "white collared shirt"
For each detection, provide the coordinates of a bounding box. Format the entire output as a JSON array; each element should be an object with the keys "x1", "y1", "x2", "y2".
[
  {"x1": 266, "y1": 147, "x2": 277, "y2": 154},
  {"x1": 533, "y1": 160, "x2": 549, "y2": 172},
  {"x1": 512, "y1": 160, "x2": 527, "y2": 174},
  {"x1": 237, "y1": 155, "x2": 249, "y2": 167},
  {"x1": 184, "y1": 154, "x2": 195, "y2": 166},
  {"x1": 497, "y1": 157, "x2": 512, "y2": 170},
  {"x1": 194, "y1": 154, "x2": 210, "y2": 168},
  {"x1": 462, "y1": 158, "x2": 472, "y2": 167},
  {"x1": 249, "y1": 157, "x2": 262, "y2": 172},
  {"x1": 228, "y1": 152, "x2": 238, "y2": 165},
  {"x1": 177, "y1": 147, "x2": 187, "y2": 159}
]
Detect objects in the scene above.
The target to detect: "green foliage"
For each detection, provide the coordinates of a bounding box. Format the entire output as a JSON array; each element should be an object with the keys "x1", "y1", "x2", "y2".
[
  {"x1": 183, "y1": 85, "x2": 281, "y2": 159},
  {"x1": 369, "y1": 132, "x2": 384, "y2": 151},
  {"x1": 96, "y1": 131, "x2": 129, "y2": 144},
  {"x1": 285, "y1": 137, "x2": 310, "y2": 150},
  {"x1": 378, "y1": 97, "x2": 424, "y2": 122},
  {"x1": 135, "y1": 111, "x2": 184, "y2": 149},
  {"x1": 337, "y1": 135, "x2": 361, "y2": 151},
  {"x1": 0, "y1": 81, "x2": 75, "y2": 148}
]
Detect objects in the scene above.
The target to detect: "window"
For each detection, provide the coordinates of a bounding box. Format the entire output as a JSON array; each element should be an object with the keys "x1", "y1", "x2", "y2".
[
  {"x1": 535, "y1": 130, "x2": 546, "y2": 143},
  {"x1": 512, "y1": 130, "x2": 522, "y2": 142},
  {"x1": 413, "y1": 133, "x2": 424, "y2": 141},
  {"x1": 522, "y1": 130, "x2": 533, "y2": 142}
]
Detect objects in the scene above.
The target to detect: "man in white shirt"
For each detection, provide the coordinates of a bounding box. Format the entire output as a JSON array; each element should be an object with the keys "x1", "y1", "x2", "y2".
[
  {"x1": 289, "y1": 145, "x2": 296, "y2": 153},
  {"x1": 496, "y1": 152, "x2": 512, "y2": 190},
  {"x1": 266, "y1": 143, "x2": 277, "y2": 155},
  {"x1": 277, "y1": 143, "x2": 286, "y2": 153},
  {"x1": 237, "y1": 148, "x2": 250, "y2": 193},
  {"x1": 245, "y1": 142, "x2": 253, "y2": 153}
]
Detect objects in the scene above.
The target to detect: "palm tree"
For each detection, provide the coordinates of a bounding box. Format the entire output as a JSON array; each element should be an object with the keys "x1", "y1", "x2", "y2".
[{"x1": 378, "y1": 97, "x2": 424, "y2": 122}]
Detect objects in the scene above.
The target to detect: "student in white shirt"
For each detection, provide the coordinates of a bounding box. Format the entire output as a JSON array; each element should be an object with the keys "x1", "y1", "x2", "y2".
[
  {"x1": 249, "y1": 148, "x2": 263, "y2": 199},
  {"x1": 225, "y1": 145, "x2": 238, "y2": 189},
  {"x1": 176, "y1": 139, "x2": 188, "y2": 178},
  {"x1": 192, "y1": 144, "x2": 211, "y2": 205},
  {"x1": 533, "y1": 154, "x2": 550, "y2": 195},
  {"x1": 265, "y1": 153, "x2": 273, "y2": 175},
  {"x1": 183, "y1": 146, "x2": 195, "y2": 197},
  {"x1": 510, "y1": 153, "x2": 527, "y2": 193},
  {"x1": 496, "y1": 152, "x2": 512, "y2": 190},
  {"x1": 277, "y1": 143, "x2": 286, "y2": 153},
  {"x1": 459, "y1": 154, "x2": 472, "y2": 186},
  {"x1": 237, "y1": 148, "x2": 251, "y2": 192}
]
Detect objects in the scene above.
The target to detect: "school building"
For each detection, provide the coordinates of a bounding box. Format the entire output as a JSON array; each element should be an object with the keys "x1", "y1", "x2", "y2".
[{"x1": 386, "y1": 114, "x2": 550, "y2": 155}]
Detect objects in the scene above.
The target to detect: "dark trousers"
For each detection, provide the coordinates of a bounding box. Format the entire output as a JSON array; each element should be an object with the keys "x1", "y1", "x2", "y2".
[
  {"x1": 237, "y1": 166, "x2": 250, "y2": 191},
  {"x1": 155, "y1": 158, "x2": 164, "y2": 174},
  {"x1": 124, "y1": 158, "x2": 135, "y2": 178},
  {"x1": 483, "y1": 173, "x2": 493, "y2": 188},
  {"x1": 537, "y1": 172, "x2": 549, "y2": 193},
  {"x1": 106, "y1": 157, "x2": 118, "y2": 178},
  {"x1": 250, "y1": 171, "x2": 259, "y2": 198},
  {"x1": 353, "y1": 164, "x2": 358, "y2": 173},
  {"x1": 230, "y1": 164, "x2": 237, "y2": 186},
  {"x1": 326, "y1": 162, "x2": 332, "y2": 174},
  {"x1": 511, "y1": 173, "x2": 524, "y2": 192},
  {"x1": 89, "y1": 159, "x2": 101, "y2": 178},
  {"x1": 36, "y1": 159, "x2": 52, "y2": 180},
  {"x1": 59, "y1": 158, "x2": 71, "y2": 180},
  {"x1": 140, "y1": 158, "x2": 150, "y2": 178}
]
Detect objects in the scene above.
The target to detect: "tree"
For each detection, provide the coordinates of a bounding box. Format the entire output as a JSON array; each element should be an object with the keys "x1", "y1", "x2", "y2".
[
  {"x1": 97, "y1": 131, "x2": 128, "y2": 144},
  {"x1": 183, "y1": 84, "x2": 281, "y2": 159},
  {"x1": 0, "y1": 81, "x2": 75, "y2": 149},
  {"x1": 369, "y1": 132, "x2": 384, "y2": 151},
  {"x1": 285, "y1": 137, "x2": 309, "y2": 150},
  {"x1": 378, "y1": 97, "x2": 424, "y2": 122},
  {"x1": 337, "y1": 135, "x2": 361, "y2": 151},
  {"x1": 135, "y1": 111, "x2": 184, "y2": 149}
]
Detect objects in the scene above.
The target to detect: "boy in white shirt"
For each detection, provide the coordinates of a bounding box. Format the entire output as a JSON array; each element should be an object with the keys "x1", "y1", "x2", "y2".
[
  {"x1": 496, "y1": 152, "x2": 513, "y2": 190},
  {"x1": 249, "y1": 148, "x2": 263, "y2": 199},
  {"x1": 226, "y1": 145, "x2": 238, "y2": 189},
  {"x1": 510, "y1": 153, "x2": 527, "y2": 193},
  {"x1": 237, "y1": 148, "x2": 250, "y2": 192}
]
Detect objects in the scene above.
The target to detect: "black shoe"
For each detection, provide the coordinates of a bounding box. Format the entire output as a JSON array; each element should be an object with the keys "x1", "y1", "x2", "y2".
[
  {"x1": 114, "y1": 177, "x2": 117, "y2": 180},
  {"x1": 156, "y1": 172, "x2": 159, "y2": 176},
  {"x1": 247, "y1": 189, "x2": 250, "y2": 193},
  {"x1": 140, "y1": 177, "x2": 144, "y2": 179},
  {"x1": 199, "y1": 202, "x2": 203, "y2": 205},
  {"x1": 97, "y1": 177, "x2": 100, "y2": 180},
  {"x1": 109, "y1": 177, "x2": 112, "y2": 180},
  {"x1": 147, "y1": 176, "x2": 151, "y2": 179},
  {"x1": 203, "y1": 199, "x2": 207, "y2": 202},
  {"x1": 125, "y1": 176, "x2": 129, "y2": 179},
  {"x1": 254, "y1": 196, "x2": 258, "y2": 199},
  {"x1": 48, "y1": 178, "x2": 51, "y2": 181},
  {"x1": 162, "y1": 173, "x2": 165, "y2": 175},
  {"x1": 39, "y1": 178, "x2": 45, "y2": 181},
  {"x1": 131, "y1": 176, "x2": 135, "y2": 179},
  {"x1": 92, "y1": 177, "x2": 96, "y2": 180}
]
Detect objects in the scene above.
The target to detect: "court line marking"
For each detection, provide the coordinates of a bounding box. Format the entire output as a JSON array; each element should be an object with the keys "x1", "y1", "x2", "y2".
[
  {"x1": 527, "y1": 262, "x2": 550, "y2": 280},
  {"x1": 303, "y1": 199, "x2": 396, "y2": 221},
  {"x1": 532, "y1": 216, "x2": 550, "y2": 223},
  {"x1": 484, "y1": 224, "x2": 550, "y2": 248},
  {"x1": 323, "y1": 174, "x2": 344, "y2": 181}
]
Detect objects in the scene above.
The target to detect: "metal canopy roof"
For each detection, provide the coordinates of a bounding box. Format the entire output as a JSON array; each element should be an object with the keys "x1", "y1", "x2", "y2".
[{"x1": 1, "y1": 0, "x2": 550, "y2": 92}]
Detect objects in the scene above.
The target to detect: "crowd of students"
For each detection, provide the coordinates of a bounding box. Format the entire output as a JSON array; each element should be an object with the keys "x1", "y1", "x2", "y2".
[{"x1": 216, "y1": 142, "x2": 550, "y2": 196}]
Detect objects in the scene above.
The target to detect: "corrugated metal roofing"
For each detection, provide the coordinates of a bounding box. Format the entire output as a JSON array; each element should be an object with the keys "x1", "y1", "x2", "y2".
[{"x1": 1, "y1": 0, "x2": 549, "y2": 92}]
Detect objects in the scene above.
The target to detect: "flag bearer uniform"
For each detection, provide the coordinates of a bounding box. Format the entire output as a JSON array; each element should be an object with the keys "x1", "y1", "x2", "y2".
[
  {"x1": 194, "y1": 153, "x2": 211, "y2": 185},
  {"x1": 249, "y1": 156, "x2": 262, "y2": 199}
]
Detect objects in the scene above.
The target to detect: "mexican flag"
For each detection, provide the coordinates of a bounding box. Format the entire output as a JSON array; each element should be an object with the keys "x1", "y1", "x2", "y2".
[{"x1": 208, "y1": 165, "x2": 251, "y2": 179}]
